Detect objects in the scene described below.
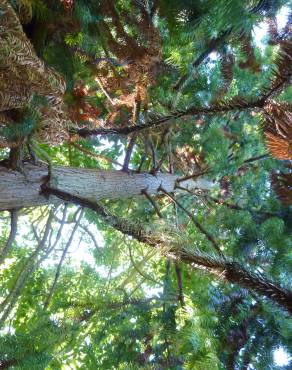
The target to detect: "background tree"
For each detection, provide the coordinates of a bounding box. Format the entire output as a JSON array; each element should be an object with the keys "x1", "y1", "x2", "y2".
[{"x1": 0, "y1": 0, "x2": 291, "y2": 369}]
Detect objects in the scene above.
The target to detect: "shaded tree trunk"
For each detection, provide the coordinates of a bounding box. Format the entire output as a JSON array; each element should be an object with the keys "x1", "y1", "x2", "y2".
[{"x1": 0, "y1": 164, "x2": 212, "y2": 211}]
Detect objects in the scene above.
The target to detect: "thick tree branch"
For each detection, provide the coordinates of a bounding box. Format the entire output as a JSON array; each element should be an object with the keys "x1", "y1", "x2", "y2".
[
  {"x1": 42, "y1": 186, "x2": 292, "y2": 314},
  {"x1": 74, "y1": 97, "x2": 265, "y2": 138}
]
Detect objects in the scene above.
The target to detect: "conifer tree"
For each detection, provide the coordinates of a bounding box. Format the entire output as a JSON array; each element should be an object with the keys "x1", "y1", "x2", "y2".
[{"x1": 0, "y1": 0, "x2": 291, "y2": 368}]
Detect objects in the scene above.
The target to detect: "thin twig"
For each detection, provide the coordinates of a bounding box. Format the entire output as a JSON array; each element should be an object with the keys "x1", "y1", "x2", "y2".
[
  {"x1": 44, "y1": 208, "x2": 84, "y2": 309},
  {"x1": 47, "y1": 205, "x2": 68, "y2": 254},
  {"x1": 243, "y1": 154, "x2": 269, "y2": 164},
  {"x1": 151, "y1": 152, "x2": 168, "y2": 174},
  {"x1": 95, "y1": 75, "x2": 116, "y2": 106},
  {"x1": 142, "y1": 189, "x2": 163, "y2": 218},
  {"x1": 173, "y1": 29, "x2": 232, "y2": 91},
  {"x1": 137, "y1": 153, "x2": 147, "y2": 172},
  {"x1": 79, "y1": 223, "x2": 103, "y2": 255},
  {"x1": 159, "y1": 186, "x2": 225, "y2": 259},
  {"x1": 177, "y1": 169, "x2": 209, "y2": 183},
  {"x1": 70, "y1": 142, "x2": 123, "y2": 167},
  {"x1": 149, "y1": 139, "x2": 157, "y2": 169},
  {"x1": 0, "y1": 210, "x2": 18, "y2": 264},
  {"x1": 128, "y1": 244, "x2": 162, "y2": 286}
]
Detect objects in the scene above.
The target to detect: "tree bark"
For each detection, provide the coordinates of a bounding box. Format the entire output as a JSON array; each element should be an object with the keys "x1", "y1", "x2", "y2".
[{"x1": 0, "y1": 164, "x2": 213, "y2": 211}]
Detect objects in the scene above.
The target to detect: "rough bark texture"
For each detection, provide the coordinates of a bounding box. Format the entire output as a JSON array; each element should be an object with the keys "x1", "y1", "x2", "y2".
[
  {"x1": 0, "y1": 164, "x2": 212, "y2": 210},
  {"x1": 0, "y1": 165, "x2": 49, "y2": 210}
]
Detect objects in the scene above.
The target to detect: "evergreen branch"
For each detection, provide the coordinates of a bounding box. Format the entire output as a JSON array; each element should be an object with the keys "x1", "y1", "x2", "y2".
[
  {"x1": 75, "y1": 297, "x2": 167, "y2": 322},
  {"x1": 173, "y1": 29, "x2": 232, "y2": 91},
  {"x1": 225, "y1": 305, "x2": 259, "y2": 370},
  {"x1": 260, "y1": 40, "x2": 292, "y2": 101},
  {"x1": 206, "y1": 195, "x2": 278, "y2": 217},
  {"x1": 42, "y1": 186, "x2": 292, "y2": 314},
  {"x1": 75, "y1": 97, "x2": 265, "y2": 138}
]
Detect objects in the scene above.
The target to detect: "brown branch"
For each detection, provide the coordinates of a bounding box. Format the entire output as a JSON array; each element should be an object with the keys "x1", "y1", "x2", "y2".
[
  {"x1": 177, "y1": 170, "x2": 209, "y2": 183},
  {"x1": 0, "y1": 358, "x2": 18, "y2": 369},
  {"x1": 75, "y1": 96, "x2": 266, "y2": 138},
  {"x1": 174, "y1": 262, "x2": 185, "y2": 306},
  {"x1": 8, "y1": 146, "x2": 23, "y2": 170},
  {"x1": 149, "y1": 138, "x2": 157, "y2": 169}
]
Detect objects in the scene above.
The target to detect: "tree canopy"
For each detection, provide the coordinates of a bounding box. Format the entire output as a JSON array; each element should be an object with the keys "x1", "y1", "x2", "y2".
[{"x1": 0, "y1": 0, "x2": 291, "y2": 369}]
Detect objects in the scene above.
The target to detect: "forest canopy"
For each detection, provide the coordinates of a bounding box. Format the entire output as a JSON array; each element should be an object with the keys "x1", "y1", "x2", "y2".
[{"x1": 0, "y1": 0, "x2": 291, "y2": 369}]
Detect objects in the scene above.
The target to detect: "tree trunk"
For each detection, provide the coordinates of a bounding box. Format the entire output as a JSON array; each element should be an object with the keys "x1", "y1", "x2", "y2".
[{"x1": 0, "y1": 164, "x2": 212, "y2": 211}]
